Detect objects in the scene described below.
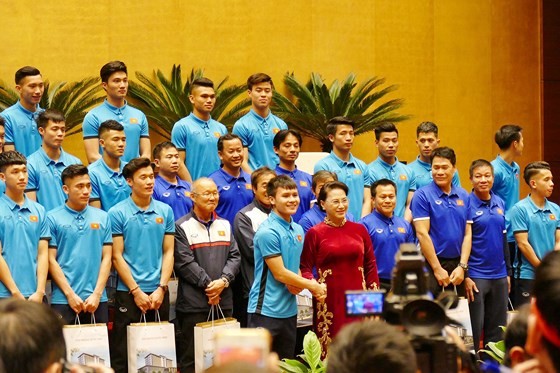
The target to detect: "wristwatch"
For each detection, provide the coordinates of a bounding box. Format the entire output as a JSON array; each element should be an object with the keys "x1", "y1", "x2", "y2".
[
  {"x1": 158, "y1": 284, "x2": 169, "y2": 293},
  {"x1": 221, "y1": 276, "x2": 230, "y2": 288},
  {"x1": 458, "y1": 263, "x2": 469, "y2": 271}
]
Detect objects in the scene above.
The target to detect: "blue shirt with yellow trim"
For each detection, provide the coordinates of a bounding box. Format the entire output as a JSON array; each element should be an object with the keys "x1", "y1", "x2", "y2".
[
  {"x1": 368, "y1": 157, "x2": 416, "y2": 218},
  {"x1": 82, "y1": 100, "x2": 149, "y2": 162},
  {"x1": 510, "y1": 196, "x2": 560, "y2": 279},
  {"x1": 88, "y1": 158, "x2": 130, "y2": 212},
  {"x1": 210, "y1": 168, "x2": 254, "y2": 226},
  {"x1": 407, "y1": 156, "x2": 461, "y2": 190},
  {"x1": 491, "y1": 155, "x2": 521, "y2": 242},
  {"x1": 153, "y1": 175, "x2": 193, "y2": 221},
  {"x1": 0, "y1": 101, "x2": 43, "y2": 156},
  {"x1": 314, "y1": 152, "x2": 371, "y2": 220},
  {"x1": 47, "y1": 204, "x2": 112, "y2": 304},
  {"x1": 0, "y1": 195, "x2": 50, "y2": 298},
  {"x1": 275, "y1": 165, "x2": 313, "y2": 222},
  {"x1": 171, "y1": 113, "x2": 228, "y2": 180},
  {"x1": 248, "y1": 211, "x2": 304, "y2": 318},
  {"x1": 109, "y1": 197, "x2": 175, "y2": 292},
  {"x1": 26, "y1": 147, "x2": 82, "y2": 212},
  {"x1": 233, "y1": 109, "x2": 288, "y2": 170},
  {"x1": 410, "y1": 182, "x2": 470, "y2": 258}
]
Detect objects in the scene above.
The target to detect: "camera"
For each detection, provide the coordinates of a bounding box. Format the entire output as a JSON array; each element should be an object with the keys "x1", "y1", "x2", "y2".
[{"x1": 345, "y1": 290, "x2": 385, "y2": 317}]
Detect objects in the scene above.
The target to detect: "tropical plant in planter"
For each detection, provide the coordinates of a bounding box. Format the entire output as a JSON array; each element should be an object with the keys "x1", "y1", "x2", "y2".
[
  {"x1": 279, "y1": 331, "x2": 326, "y2": 373},
  {"x1": 127, "y1": 65, "x2": 251, "y2": 138},
  {"x1": 0, "y1": 77, "x2": 104, "y2": 136},
  {"x1": 273, "y1": 72, "x2": 410, "y2": 152}
]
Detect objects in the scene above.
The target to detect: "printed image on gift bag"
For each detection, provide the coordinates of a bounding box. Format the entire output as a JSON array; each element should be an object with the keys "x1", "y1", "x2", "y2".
[
  {"x1": 127, "y1": 316, "x2": 177, "y2": 373},
  {"x1": 446, "y1": 296, "x2": 474, "y2": 351},
  {"x1": 63, "y1": 323, "x2": 111, "y2": 367},
  {"x1": 194, "y1": 306, "x2": 240, "y2": 373},
  {"x1": 168, "y1": 277, "x2": 179, "y2": 320}
]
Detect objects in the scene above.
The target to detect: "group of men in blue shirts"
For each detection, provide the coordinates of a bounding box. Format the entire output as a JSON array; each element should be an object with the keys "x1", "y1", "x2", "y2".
[{"x1": 0, "y1": 61, "x2": 557, "y2": 368}]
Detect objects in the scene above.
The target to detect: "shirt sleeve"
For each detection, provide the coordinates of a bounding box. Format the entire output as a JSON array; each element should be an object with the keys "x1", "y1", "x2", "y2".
[
  {"x1": 452, "y1": 170, "x2": 461, "y2": 188},
  {"x1": 510, "y1": 205, "x2": 528, "y2": 233},
  {"x1": 46, "y1": 215, "x2": 58, "y2": 248},
  {"x1": 1, "y1": 113, "x2": 15, "y2": 144},
  {"x1": 26, "y1": 161, "x2": 39, "y2": 191},
  {"x1": 254, "y1": 228, "x2": 282, "y2": 259},
  {"x1": 108, "y1": 208, "x2": 124, "y2": 236},
  {"x1": 174, "y1": 221, "x2": 212, "y2": 288},
  {"x1": 232, "y1": 121, "x2": 251, "y2": 147},
  {"x1": 410, "y1": 189, "x2": 430, "y2": 220},
  {"x1": 171, "y1": 121, "x2": 186, "y2": 150},
  {"x1": 89, "y1": 170, "x2": 101, "y2": 200},
  {"x1": 165, "y1": 206, "x2": 175, "y2": 234},
  {"x1": 102, "y1": 214, "x2": 113, "y2": 244},
  {"x1": 140, "y1": 114, "x2": 149, "y2": 137},
  {"x1": 39, "y1": 207, "x2": 51, "y2": 241},
  {"x1": 82, "y1": 112, "x2": 99, "y2": 139},
  {"x1": 408, "y1": 167, "x2": 417, "y2": 191}
]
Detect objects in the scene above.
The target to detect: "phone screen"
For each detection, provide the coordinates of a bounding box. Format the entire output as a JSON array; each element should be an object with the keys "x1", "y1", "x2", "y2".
[{"x1": 345, "y1": 290, "x2": 385, "y2": 316}]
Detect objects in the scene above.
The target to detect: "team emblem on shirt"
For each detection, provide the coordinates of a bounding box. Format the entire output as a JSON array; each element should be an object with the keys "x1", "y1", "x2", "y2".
[
  {"x1": 456, "y1": 200, "x2": 465, "y2": 206},
  {"x1": 218, "y1": 231, "x2": 226, "y2": 236},
  {"x1": 130, "y1": 118, "x2": 138, "y2": 124},
  {"x1": 550, "y1": 214, "x2": 556, "y2": 221},
  {"x1": 435, "y1": 200, "x2": 443, "y2": 205},
  {"x1": 245, "y1": 184, "x2": 252, "y2": 189},
  {"x1": 497, "y1": 208, "x2": 504, "y2": 215},
  {"x1": 163, "y1": 192, "x2": 171, "y2": 197},
  {"x1": 214, "y1": 132, "x2": 221, "y2": 138},
  {"x1": 156, "y1": 217, "x2": 164, "y2": 224},
  {"x1": 300, "y1": 181, "x2": 308, "y2": 187},
  {"x1": 297, "y1": 234, "x2": 302, "y2": 242},
  {"x1": 223, "y1": 186, "x2": 231, "y2": 190},
  {"x1": 476, "y1": 211, "x2": 483, "y2": 216},
  {"x1": 398, "y1": 227, "x2": 406, "y2": 233},
  {"x1": 90, "y1": 223, "x2": 100, "y2": 229},
  {"x1": 29, "y1": 215, "x2": 38, "y2": 222},
  {"x1": 273, "y1": 128, "x2": 280, "y2": 134},
  {"x1": 399, "y1": 174, "x2": 407, "y2": 180},
  {"x1": 184, "y1": 191, "x2": 191, "y2": 197},
  {"x1": 354, "y1": 169, "x2": 362, "y2": 175},
  {"x1": 376, "y1": 228, "x2": 383, "y2": 234}
]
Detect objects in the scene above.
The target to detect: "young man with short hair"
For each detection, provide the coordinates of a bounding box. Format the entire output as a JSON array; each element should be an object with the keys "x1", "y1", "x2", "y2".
[
  {"x1": 0, "y1": 151, "x2": 50, "y2": 302},
  {"x1": 48, "y1": 164, "x2": 112, "y2": 324},
  {"x1": 314, "y1": 116, "x2": 371, "y2": 220},
  {"x1": 1, "y1": 66, "x2": 44, "y2": 156},
  {"x1": 174, "y1": 177, "x2": 241, "y2": 372},
  {"x1": 233, "y1": 166, "x2": 276, "y2": 327},
  {"x1": 248, "y1": 175, "x2": 326, "y2": 359},
  {"x1": 360, "y1": 179, "x2": 416, "y2": 290},
  {"x1": 108, "y1": 157, "x2": 175, "y2": 372},
  {"x1": 88, "y1": 120, "x2": 130, "y2": 211},
  {"x1": 233, "y1": 73, "x2": 288, "y2": 173},
  {"x1": 209, "y1": 134, "x2": 253, "y2": 226},
  {"x1": 367, "y1": 123, "x2": 415, "y2": 220},
  {"x1": 510, "y1": 161, "x2": 560, "y2": 306},
  {"x1": 410, "y1": 147, "x2": 471, "y2": 297},
  {"x1": 83, "y1": 61, "x2": 150, "y2": 163},
  {"x1": 273, "y1": 129, "x2": 313, "y2": 222},
  {"x1": 153, "y1": 141, "x2": 193, "y2": 221},
  {"x1": 407, "y1": 121, "x2": 461, "y2": 189},
  {"x1": 171, "y1": 78, "x2": 228, "y2": 181},
  {"x1": 26, "y1": 109, "x2": 81, "y2": 211}
]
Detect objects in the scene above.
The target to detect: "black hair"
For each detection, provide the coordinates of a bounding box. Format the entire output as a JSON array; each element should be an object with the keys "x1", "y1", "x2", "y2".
[
  {"x1": 468, "y1": 159, "x2": 494, "y2": 178},
  {"x1": 247, "y1": 73, "x2": 274, "y2": 90},
  {"x1": 36, "y1": 108, "x2": 65, "y2": 130},
  {"x1": 15, "y1": 66, "x2": 41, "y2": 85},
  {"x1": 495, "y1": 124, "x2": 523, "y2": 150},
  {"x1": 273, "y1": 129, "x2": 303, "y2": 148},
  {"x1": 0, "y1": 151, "x2": 26, "y2": 173},
  {"x1": 251, "y1": 166, "x2": 276, "y2": 189},
  {"x1": 374, "y1": 122, "x2": 398, "y2": 141},
  {"x1": 61, "y1": 164, "x2": 89, "y2": 185},
  {"x1": 326, "y1": 116, "x2": 355, "y2": 137},
  {"x1": 430, "y1": 146, "x2": 456, "y2": 166},
  {"x1": 217, "y1": 133, "x2": 242, "y2": 152},
  {"x1": 523, "y1": 161, "x2": 550, "y2": 186},
  {"x1": 122, "y1": 157, "x2": 152, "y2": 180},
  {"x1": 416, "y1": 121, "x2": 438, "y2": 137},
  {"x1": 100, "y1": 61, "x2": 127, "y2": 83},
  {"x1": 266, "y1": 175, "x2": 297, "y2": 198},
  {"x1": 98, "y1": 119, "x2": 125, "y2": 137},
  {"x1": 370, "y1": 178, "x2": 397, "y2": 197},
  {"x1": 153, "y1": 141, "x2": 177, "y2": 160},
  {"x1": 317, "y1": 181, "x2": 349, "y2": 206}
]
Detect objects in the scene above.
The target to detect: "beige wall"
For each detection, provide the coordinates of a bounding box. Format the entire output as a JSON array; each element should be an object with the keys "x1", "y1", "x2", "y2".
[{"x1": 0, "y1": 1, "x2": 541, "y2": 192}]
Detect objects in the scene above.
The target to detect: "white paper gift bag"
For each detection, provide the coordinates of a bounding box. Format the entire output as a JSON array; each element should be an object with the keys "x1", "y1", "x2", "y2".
[
  {"x1": 63, "y1": 322, "x2": 111, "y2": 367},
  {"x1": 446, "y1": 296, "x2": 474, "y2": 351},
  {"x1": 168, "y1": 277, "x2": 179, "y2": 320}
]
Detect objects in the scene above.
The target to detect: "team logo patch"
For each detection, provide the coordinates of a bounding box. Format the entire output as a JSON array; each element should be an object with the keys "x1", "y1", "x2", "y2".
[
  {"x1": 476, "y1": 211, "x2": 483, "y2": 216},
  {"x1": 130, "y1": 118, "x2": 138, "y2": 124},
  {"x1": 399, "y1": 174, "x2": 407, "y2": 180},
  {"x1": 398, "y1": 227, "x2": 406, "y2": 233},
  {"x1": 90, "y1": 223, "x2": 100, "y2": 229},
  {"x1": 184, "y1": 191, "x2": 191, "y2": 197},
  {"x1": 29, "y1": 215, "x2": 38, "y2": 222},
  {"x1": 156, "y1": 217, "x2": 164, "y2": 224},
  {"x1": 299, "y1": 181, "x2": 308, "y2": 187},
  {"x1": 456, "y1": 200, "x2": 464, "y2": 206},
  {"x1": 435, "y1": 200, "x2": 443, "y2": 205},
  {"x1": 214, "y1": 132, "x2": 221, "y2": 138},
  {"x1": 163, "y1": 192, "x2": 171, "y2": 197},
  {"x1": 376, "y1": 228, "x2": 384, "y2": 234},
  {"x1": 550, "y1": 214, "x2": 556, "y2": 221},
  {"x1": 218, "y1": 231, "x2": 226, "y2": 236},
  {"x1": 245, "y1": 184, "x2": 252, "y2": 189},
  {"x1": 354, "y1": 169, "x2": 362, "y2": 175},
  {"x1": 297, "y1": 234, "x2": 303, "y2": 242},
  {"x1": 272, "y1": 128, "x2": 280, "y2": 134},
  {"x1": 223, "y1": 186, "x2": 231, "y2": 191},
  {"x1": 497, "y1": 208, "x2": 504, "y2": 215}
]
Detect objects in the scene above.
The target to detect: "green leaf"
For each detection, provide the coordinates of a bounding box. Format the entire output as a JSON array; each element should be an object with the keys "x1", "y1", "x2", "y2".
[
  {"x1": 303, "y1": 331, "x2": 322, "y2": 372},
  {"x1": 278, "y1": 359, "x2": 308, "y2": 373}
]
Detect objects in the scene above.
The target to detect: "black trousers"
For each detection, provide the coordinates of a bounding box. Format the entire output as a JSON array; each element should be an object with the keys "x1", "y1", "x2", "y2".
[
  {"x1": 109, "y1": 290, "x2": 170, "y2": 373},
  {"x1": 514, "y1": 279, "x2": 533, "y2": 308},
  {"x1": 248, "y1": 313, "x2": 297, "y2": 360},
  {"x1": 176, "y1": 308, "x2": 233, "y2": 373},
  {"x1": 52, "y1": 302, "x2": 109, "y2": 325},
  {"x1": 427, "y1": 257, "x2": 466, "y2": 298}
]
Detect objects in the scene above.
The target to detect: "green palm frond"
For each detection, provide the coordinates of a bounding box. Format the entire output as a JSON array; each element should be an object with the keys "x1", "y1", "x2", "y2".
[
  {"x1": 273, "y1": 72, "x2": 410, "y2": 152},
  {"x1": 128, "y1": 65, "x2": 250, "y2": 137},
  {"x1": 0, "y1": 81, "x2": 19, "y2": 110}
]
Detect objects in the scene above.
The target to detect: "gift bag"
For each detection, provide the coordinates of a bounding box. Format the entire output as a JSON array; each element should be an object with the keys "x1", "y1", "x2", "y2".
[
  {"x1": 168, "y1": 276, "x2": 179, "y2": 320},
  {"x1": 62, "y1": 318, "x2": 111, "y2": 367},
  {"x1": 507, "y1": 297, "x2": 518, "y2": 325},
  {"x1": 127, "y1": 313, "x2": 177, "y2": 373},
  {"x1": 446, "y1": 296, "x2": 474, "y2": 351},
  {"x1": 194, "y1": 306, "x2": 240, "y2": 373}
]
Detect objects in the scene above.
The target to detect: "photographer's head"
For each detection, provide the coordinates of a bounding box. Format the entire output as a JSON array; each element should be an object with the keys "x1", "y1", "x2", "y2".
[
  {"x1": 327, "y1": 320, "x2": 417, "y2": 373},
  {"x1": 0, "y1": 299, "x2": 65, "y2": 373},
  {"x1": 504, "y1": 304, "x2": 531, "y2": 368},
  {"x1": 526, "y1": 250, "x2": 560, "y2": 373}
]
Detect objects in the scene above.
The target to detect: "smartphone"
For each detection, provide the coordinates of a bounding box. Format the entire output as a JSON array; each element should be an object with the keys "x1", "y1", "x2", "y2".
[
  {"x1": 345, "y1": 290, "x2": 385, "y2": 316},
  {"x1": 214, "y1": 328, "x2": 271, "y2": 368}
]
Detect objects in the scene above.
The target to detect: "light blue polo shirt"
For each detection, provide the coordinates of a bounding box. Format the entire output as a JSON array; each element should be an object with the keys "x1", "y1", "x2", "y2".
[
  {"x1": 171, "y1": 113, "x2": 228, "y2": 180},
  {"x1": 360, "y1": 210, "x2": 416, "y2": 280},
  {"x1": 0, "y1": 101, "x2": 43, "y2": 156},
  {"x1": 510, "y1": 196, "x2": 560, "y2": 280},
  {"x1": 0, "y1": 195, "x2": 50, "y2": 298},
  {"x1": 248, "y1": 211, "x2": 304, "y2": 318},
  {"x1": 209, "y1": 168, "x2": 254, "y2": 226},
  {"x1": 88, "y1": 158, "x2": 130, "y2": 211},
  {"x1": 491, "y1": 155, "x2": 521, "y2": 242},
  {"x1": 0, "y1": 180, "x2": 5, "y2": 195},
  {"x1": 467, "y1": 192, "x2": 508, "y2": 279},
  {"x1": 26, "y1": 147, "x2": 82, "y2": 212},
  {"x1": 367, "y1": 157, "x2": 416, "y2": 218},
  {"x1": 153, "y1": 175, "x2": 193, "y2": 221},
  {"x1": 82, "y1": 100, "x2": 149, "y2": 162},
  {"x1": 109, "y1": 197, "x2": 174, "y2": 292},
  {"x1": 298, "y1": 205, "x2": 354, "y2": 233},
  {"x1": 233, "y1": 109, "x2": 288, "y2": 170},
  {"x1": 314, "y1": 152, "x2": 371, "y2": 220},
  {"x1": 48, "y1": 204, "x2": 112, "y2": 304},
  {"x1": 410, "y1": 182, "x2": 470, "y2": 259},
  {"x1": 275, "y1": 166, "x2": 313, "y2": 222},
  {"x1": 407, "y1": 156, "x2": 461, "y2": 190}
]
